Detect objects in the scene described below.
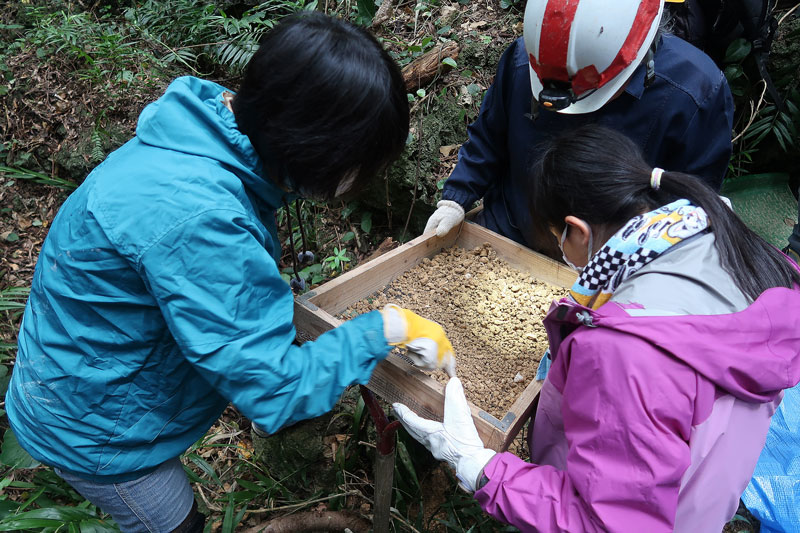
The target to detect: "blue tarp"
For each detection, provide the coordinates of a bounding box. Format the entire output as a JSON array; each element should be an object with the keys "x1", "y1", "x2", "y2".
[{"x1": 742, "y1": 383, "x2": 800, "y2": 533}]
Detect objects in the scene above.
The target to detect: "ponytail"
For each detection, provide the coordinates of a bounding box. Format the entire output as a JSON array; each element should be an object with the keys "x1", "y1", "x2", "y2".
[{"x1": 530, "y1": 125, "x2": 800, "y2": 301}]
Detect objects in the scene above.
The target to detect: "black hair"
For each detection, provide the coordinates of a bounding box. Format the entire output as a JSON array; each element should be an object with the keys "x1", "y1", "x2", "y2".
[
  {"x1": 529, "y1": 124, "x2": 800, "y2": 301},
  {"x1": 233, "y1": 12, "x2": 409, "y2": 200}
]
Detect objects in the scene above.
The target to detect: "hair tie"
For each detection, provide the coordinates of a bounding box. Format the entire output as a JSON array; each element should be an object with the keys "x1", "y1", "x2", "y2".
[{"x1": 650, "y1": 167, "x2": 664, "y2": 190}]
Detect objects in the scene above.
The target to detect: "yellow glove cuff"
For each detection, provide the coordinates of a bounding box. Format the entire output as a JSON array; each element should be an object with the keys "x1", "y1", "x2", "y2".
[{"x1": 397, "y1": 308, "x2": 455, "y2": 364}]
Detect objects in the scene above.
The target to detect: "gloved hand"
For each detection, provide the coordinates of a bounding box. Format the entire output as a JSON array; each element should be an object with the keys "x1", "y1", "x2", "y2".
[
  {"x1": 424, "y1": 200, "x2": 465, "y2": 237},
  {"x1": 393, "y1": 377, "x2": 496, "y2": 492},
  {"x1": 382, "y1": 304, "x2": 456, "y2": 376}
]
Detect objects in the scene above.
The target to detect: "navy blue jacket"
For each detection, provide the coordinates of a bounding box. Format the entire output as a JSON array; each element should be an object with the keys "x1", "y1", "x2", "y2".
[{"x1": 442, "y1": 35, "x2": 734, "y2": 248}]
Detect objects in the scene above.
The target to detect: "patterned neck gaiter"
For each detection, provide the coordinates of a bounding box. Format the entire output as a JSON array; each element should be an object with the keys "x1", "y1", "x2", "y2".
[{"x1": 570, "y1": 199, "x2": 710, "y2": 309}]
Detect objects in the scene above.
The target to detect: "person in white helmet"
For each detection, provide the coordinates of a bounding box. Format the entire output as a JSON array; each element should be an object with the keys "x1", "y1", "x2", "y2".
[{"x1": 425, "y1": 0, "x2": 734, "y2": 255}]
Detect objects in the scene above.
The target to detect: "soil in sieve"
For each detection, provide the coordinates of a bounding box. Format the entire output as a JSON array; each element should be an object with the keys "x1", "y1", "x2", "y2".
[{"x1": 339, "y1": 243, "x2": 568, "y2": 417}]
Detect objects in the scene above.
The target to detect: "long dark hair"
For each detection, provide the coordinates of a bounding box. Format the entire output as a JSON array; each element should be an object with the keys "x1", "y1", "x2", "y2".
[
  {"x1": 233, "y1": 12, "x2": 409, "y2": 200},
  {"x1": 530, "y1": 125, "x2": 800, "y2": 301}
]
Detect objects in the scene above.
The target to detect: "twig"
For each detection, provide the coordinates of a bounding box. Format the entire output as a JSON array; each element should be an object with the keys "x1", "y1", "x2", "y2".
[
  {"x1": 384, "y1": 169, "x2": 392, "y2": 231},
  {"x1": 401, "y1": 111, "x2": 424, "y2": 241},
  {"x1": 778, "y1": 3, "x2": 800, "y2": 26},
  {"x1": 371, "y1": 0, "x2": 395, "y2": 28},
  {"x1": 390, "y1": 510, "x2": 423, "y2": 533},
  {"x1": 349, "y1": 222, "x2": 364, "y2": 251},
  {"x1": 732, "y1": 80, "x2": 768, "y2": 144},
  {"x1": 196, "y1": 483, "x2": 222, "y2": 513}
]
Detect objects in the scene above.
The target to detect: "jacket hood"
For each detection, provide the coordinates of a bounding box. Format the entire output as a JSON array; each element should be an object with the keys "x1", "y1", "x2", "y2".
[
  {"x1": 135, "y1": 76, "x2": 289, "y2": 213},
  {"x1": 547, "y1": 234, "x2": 800, "y2": 404},
  {"x1": 549, "y1": 289, "x2": 800, "y2": 405}
]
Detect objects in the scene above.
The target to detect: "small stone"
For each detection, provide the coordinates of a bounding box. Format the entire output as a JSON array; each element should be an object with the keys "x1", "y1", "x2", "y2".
[{"x1": 514, "y1": 372, "x2": 524, "y2": 383}]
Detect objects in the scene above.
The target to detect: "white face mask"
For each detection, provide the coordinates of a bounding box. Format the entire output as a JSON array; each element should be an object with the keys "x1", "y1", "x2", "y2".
[{"x1": 559, "y1": 223, "x2": 593, "y2": 272}]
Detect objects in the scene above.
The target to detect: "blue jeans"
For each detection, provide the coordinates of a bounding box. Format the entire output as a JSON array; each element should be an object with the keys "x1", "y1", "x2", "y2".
[{"x1": 55, "y1": 458, "x2": 195, "y2": 533}]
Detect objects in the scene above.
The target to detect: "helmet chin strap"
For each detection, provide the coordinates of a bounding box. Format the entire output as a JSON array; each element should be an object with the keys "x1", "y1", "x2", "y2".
[
  {"x1": 644, "y1": 38, "x2": 658, "y2": 88},
  {"x1": 525, "y1": 97, "x2": 540, "y2": 122}
]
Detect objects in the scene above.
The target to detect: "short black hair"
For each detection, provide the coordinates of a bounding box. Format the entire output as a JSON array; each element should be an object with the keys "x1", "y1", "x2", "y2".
[{"x1": 233, "y1": 12, "x2": 409, "y2": 200}]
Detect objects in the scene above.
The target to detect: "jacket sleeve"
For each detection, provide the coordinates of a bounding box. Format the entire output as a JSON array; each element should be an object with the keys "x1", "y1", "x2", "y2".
[
  {"x1": 441, "y1": 40, "x2": 519, "y2": 209},
  {"x1": 474, "y1": 329, "x2": 696, "y2": 532},
  {"x1": 668, "y1": 70, "x2": 734, "y2": 191},
  {"x1": 138, "y1": 208, "x2": 391, "y2": 433}
]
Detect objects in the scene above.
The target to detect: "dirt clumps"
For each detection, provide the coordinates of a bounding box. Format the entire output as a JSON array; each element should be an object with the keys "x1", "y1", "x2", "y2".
[{"x1": 340, "y1": 243, "x2": 567, "y2": 417}]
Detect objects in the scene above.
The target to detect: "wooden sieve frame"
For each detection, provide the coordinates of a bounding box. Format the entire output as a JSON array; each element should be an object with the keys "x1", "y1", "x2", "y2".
[{"x1": 293, "y1": 222, "x2": 577, "y2": 451}]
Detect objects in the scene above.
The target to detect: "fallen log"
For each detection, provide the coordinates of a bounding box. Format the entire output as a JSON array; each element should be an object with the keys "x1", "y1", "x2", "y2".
[
  {"x1": 244, "y1": 510, "x2": 371, "y2": 533},
  {"x1": 402, "y1": 41, "x2": 460, "y2": 91}
]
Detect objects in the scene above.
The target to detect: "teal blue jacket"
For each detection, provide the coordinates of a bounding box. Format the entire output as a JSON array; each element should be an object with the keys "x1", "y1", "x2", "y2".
[{"x1": 6, "y1": 77, "x2": 391, "y2": 482}]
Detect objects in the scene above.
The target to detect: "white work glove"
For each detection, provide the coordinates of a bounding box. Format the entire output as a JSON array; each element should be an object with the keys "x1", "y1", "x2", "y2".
[
  {"x1": 424, "y1": 200, "x2": 465, "y2": 237},
  {"x1": 382, "y1": 304, "x2": 456, "y2": 376},
  {"x1": 393, "y1": 377, "x2": 496, "y2": 492}
]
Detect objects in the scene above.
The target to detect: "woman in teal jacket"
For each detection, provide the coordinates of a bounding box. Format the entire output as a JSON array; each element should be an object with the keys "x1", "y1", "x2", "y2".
[{"x1": 6, "y1": 13, "x2": 453, "y2": 532}]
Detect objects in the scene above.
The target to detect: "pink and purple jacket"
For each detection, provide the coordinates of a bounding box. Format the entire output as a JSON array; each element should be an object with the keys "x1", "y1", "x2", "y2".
[{"x1": 474, "y1": 234, "x2": 800, "y2": 532}]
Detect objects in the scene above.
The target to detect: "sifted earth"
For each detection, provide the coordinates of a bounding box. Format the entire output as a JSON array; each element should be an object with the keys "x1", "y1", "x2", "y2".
[{"x1": 339, "y1": 243, "x2": 567, "y2": 417}]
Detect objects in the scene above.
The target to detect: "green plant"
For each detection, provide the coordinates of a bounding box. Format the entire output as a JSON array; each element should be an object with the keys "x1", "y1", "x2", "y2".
[
  {"x1": 0, "y1": 429, "x2": 119, "y2": 531},
  {"x1": 730, "y1": 88, "x2": 800, "y2": 177},
  {"x1": 323, "y1": 247, "x2": 351, "y2": 273},
  {"x1": 125, "y1": 0, "x2": 315, "y2": 75},
  {"x1": 280, "y1": 262, "x2": 326, "y2": 287},
  {"x1": 0, "y1": 287, "x2": 28, "y2": 314},
  {"x1": 0, "y1": 287, "x2": 29, "y2": 359},
  {"x1": 436, "y1": 488, "x2": 519, "y2": 532},
  {"x1": 0, "y1": 166, "x2": 77, "y2": 190},
  {"x1": 20, "y1": 7, "x2": 164, "y2": 86},
  {"x1": 385, "y1": 34, "x2": 440, "y2": 68},
  {"x1": 355, "y1": 0, "x2": 377, "y2": 26},
  {"x1": 742, "y1": 97, "x2": 799, "y2": 152}
]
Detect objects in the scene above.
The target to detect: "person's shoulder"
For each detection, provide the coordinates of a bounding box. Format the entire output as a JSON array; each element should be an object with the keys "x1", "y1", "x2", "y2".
[
  {"x1": 88, "y1": 142, "x2": 255, "y2": 254},
  {"x1": 508, "y1": 36, "x2": 528, "y2": 69},
  {"x1": 654, "y1": 34, "x2": 728, "y2": 108}
]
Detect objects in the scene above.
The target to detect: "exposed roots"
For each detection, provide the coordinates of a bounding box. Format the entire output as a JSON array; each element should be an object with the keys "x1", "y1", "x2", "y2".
[{"x1": 244, "y1": 510, "x2": 371, "y2": 533}]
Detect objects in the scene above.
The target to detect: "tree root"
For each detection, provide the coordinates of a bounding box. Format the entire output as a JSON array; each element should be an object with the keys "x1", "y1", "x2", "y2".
[{"x1": 244, "y1": 510, "x2": 372, "y2": 533}]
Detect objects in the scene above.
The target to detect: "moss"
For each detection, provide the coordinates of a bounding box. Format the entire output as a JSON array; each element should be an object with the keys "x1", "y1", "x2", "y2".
[
  {"x1": 251, "y1": 386, "x2": 361, "y2": 494},
  {"x1": 770, "y1": 16, "x2": 800, "y2": 90},
  {"x1": 356, "y1": 35, "x2": 512, "y2": 239},
  {"x1": 51, "y1": 124, "x2": 130, "y2": 182},
  {"x1": 360, "y1": 94, "x2": 471, "y2": 237}
]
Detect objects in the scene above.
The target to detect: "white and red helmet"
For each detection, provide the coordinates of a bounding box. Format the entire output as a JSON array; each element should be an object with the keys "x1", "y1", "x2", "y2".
[{"x1": 524, "y1": 0, "x2": 664, "y2": 114}]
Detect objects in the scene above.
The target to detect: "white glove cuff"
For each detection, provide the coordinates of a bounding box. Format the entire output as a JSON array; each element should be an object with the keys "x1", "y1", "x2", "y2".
[
  {"x1": 382, "y1": 304, "x2": 406, "y2": 344},
  {"x1": 457, "y1": 448, "x2": 497, "y2": 492},
  {"x1": 436, "y1": 199, "x2": 465, "y2": 215}
]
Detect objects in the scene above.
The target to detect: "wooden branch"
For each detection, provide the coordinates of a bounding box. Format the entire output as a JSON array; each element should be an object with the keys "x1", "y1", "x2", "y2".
[
  {"x1": 244, "y1": 510, "x2": 371, "y2": 533},
  {"x1": 402, "y1": 42, "x2": 460, "y2": 92},
  {"x1": 371, "y1": 0, "x2": 395, "y2": 28}
]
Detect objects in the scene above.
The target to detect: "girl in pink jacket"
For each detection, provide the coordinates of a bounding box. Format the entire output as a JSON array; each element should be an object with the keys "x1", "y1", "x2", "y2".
[{"x1": 393, "y1": 125, "x2": 800, "y2": 532}]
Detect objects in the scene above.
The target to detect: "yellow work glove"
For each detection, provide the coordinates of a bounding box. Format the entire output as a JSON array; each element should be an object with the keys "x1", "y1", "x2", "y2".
[{"x1": 381, "y1": 304, "x2": 456, "y2": 376}]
